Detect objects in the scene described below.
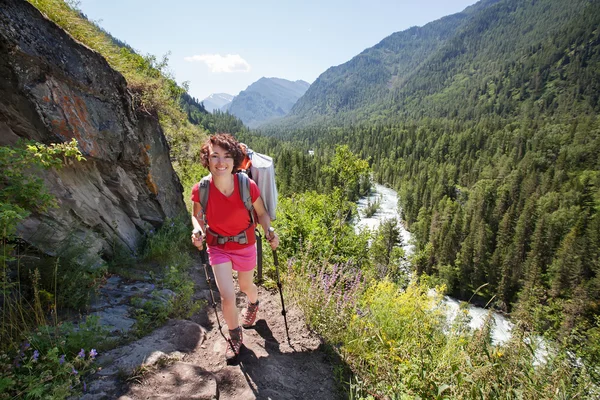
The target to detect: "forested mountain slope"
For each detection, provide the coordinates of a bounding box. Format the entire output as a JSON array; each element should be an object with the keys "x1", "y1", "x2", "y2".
[
  {"x1": 272, "y1": 0, "x2": 596, "y2": 129},
  {"x1": 284, "y1": 0, "x2": 495, "y2": 126}
]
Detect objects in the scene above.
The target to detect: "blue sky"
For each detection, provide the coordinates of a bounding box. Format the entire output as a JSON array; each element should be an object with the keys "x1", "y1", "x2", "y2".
[{"x1": 77, "y1": 0, "x2": 478, "y2": 101}]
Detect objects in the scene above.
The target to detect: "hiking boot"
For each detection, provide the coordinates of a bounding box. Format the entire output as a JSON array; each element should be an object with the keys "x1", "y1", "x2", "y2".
[
  {"x1": 242, "y1": 300, "x2": 259, "y2": 328},
  {"x1": 225, "y1": 327, "x2": 243, "y2": 361}
]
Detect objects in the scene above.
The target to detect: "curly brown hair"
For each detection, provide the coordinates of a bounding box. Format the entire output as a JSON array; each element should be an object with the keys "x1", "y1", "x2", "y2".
[{"x1": 199, "y1": 133, "x2": 246, "y2": 172}]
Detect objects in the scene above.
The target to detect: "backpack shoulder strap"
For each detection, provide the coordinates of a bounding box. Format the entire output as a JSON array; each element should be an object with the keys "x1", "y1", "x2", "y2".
[
  {"x1": 198, "y1": 175, "x2": 211, "y2": 222},
  {"x1": 237, "y1": 172, "x2": 256, "y2": 225}
]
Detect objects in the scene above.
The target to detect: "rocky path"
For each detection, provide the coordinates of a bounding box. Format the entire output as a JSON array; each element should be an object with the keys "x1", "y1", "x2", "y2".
[{"x1": 83, "y1": 257, "x2": 342, "y2": 399}]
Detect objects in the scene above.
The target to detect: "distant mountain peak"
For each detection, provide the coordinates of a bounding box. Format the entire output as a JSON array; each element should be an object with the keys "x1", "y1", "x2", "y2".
[
  {"x1": 207, "y1": 93, "x2": 234, "y2": 100},
  {"x1": 202, "y1": 93, "x2": 234, "y2": 112},
  {"x1": 226, "y1": 77, "x2": 310, "y2": 128}
]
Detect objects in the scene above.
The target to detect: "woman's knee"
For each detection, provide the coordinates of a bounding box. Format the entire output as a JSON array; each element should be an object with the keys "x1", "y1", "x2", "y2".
[
  {"x1": 239, "y1": 281, "x2": 256, "y2": 294},
  {"x1": 220, "y1": 292, "x2": 236, "y2": 306}
]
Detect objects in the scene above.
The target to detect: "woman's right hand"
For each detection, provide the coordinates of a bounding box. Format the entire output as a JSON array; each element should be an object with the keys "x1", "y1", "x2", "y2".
[{"x1": 191, "y1": 231, "x2": 204, "y2": 250}]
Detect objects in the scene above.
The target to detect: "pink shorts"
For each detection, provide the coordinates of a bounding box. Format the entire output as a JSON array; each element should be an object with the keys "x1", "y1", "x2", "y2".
[{"x1": 206, "y1": 244, "x2": 257, "y2": 272}]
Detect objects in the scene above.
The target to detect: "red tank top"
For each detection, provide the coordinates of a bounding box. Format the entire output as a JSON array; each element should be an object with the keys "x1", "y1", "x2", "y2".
[{"x1": 191, "y1": 176, "x2": 260, "y2": 250}]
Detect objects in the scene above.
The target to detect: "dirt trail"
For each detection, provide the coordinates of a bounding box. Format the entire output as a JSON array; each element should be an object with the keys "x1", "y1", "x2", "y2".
[{"x1": 111, "y1": 257, "x2": 342, "y2": 399}]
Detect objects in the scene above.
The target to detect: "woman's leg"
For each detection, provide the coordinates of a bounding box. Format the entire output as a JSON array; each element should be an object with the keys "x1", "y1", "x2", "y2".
[
  {"x1": 211, "y1": 261, "x2": 239, "y2": 330},
  {"x1": 239, "y1": 268, "x2": 259, "y2": 328},
  {"x1": 238, "y1": 269, "x2": 258, "y2": 303}
]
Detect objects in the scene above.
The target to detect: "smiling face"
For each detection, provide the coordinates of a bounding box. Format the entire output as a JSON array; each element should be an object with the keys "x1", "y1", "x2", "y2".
[
  {"x1": 208, "y1": 144, "x2": 234, "y2": 176},
  {"x1": 200, "y1": 133, "x2": 245, "y2": 173}
]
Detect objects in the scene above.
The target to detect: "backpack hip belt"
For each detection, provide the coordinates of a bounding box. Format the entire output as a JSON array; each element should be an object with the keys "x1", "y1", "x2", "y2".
[{"x1": 207, "y1": 227, "x2": 249, "y2": 245}]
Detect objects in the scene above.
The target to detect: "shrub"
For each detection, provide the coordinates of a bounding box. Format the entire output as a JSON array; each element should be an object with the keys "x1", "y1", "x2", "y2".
[
  {"x1": 143, "y1": 217, "x2": 193, "y2": 269},
  {"x1": 1, "y1": 140, "x2": 86, "y2": 347},
  {"x1": 362, "y1": 196, "x2": 381, "y2": 218}
]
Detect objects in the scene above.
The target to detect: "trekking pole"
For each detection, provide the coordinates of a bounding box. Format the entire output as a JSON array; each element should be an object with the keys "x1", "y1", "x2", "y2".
[
  {"x1": 200, "y1": 249, "x2": 232, "y2": 349},
  {"x1": 256, "y1": 229, "x2": 263, "y2": 284},
  {"x1": 272, "y1": 250, "x2": 290, "y2": 342}
]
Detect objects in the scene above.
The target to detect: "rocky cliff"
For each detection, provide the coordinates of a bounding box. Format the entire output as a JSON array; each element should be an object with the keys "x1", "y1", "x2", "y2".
[{"x1": 0, "y1": 0, "x2": 186, "y2": 265}]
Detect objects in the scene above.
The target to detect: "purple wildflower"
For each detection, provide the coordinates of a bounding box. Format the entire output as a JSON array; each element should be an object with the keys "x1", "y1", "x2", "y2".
[
  {"x1": 83, "y1": 382, "x2": 87, "y2": 392},
  {"x1": 89, "y1": 349, "x2": 98, "y2": 359},
  {"x1": 72, "y1": 367, "x2": 78, "y2": 375},
  {"x1": 32, "y1": 350, "x2": 39, "y2": 361},
  {"x1": 59, "y1": 354, "x2": 65, "y2": 364},
  {"x1": 321, "y1": 274, "x2": 329, "y2": 290},
  {"x1": 77, "y1": 349, "x2": 85, "y2": 358},
  {"x1": 335, "y1": 291, "x2": 343, "y2": 313}
]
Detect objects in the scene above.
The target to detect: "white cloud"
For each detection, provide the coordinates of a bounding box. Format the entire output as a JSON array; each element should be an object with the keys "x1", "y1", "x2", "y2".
[{"x1": 184, "y1": 54, "x2": 251, "y2": 73}]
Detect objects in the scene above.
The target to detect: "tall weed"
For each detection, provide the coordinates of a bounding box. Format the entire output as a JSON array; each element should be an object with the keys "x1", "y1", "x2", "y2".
[
  {"x1": 283, "y1": 224, "x2": 595, "y2": 399},
  {"x1": 143, "y1": 217, "x2": 192, "y2": 270},
  {"x1": 287, "y1": 256, "x2": 365, "y2": 343},
  {"x1": 290, "y1": 273, "x2": 595, "y2": 398}
]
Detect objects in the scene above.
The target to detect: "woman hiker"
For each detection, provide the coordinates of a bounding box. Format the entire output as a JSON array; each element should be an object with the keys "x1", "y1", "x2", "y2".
[{"x1": 190, "y1": 133, "x2": 279, "y2": 361}]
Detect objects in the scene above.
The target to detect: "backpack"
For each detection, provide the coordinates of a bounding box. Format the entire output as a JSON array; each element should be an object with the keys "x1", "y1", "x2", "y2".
[{"x1": 240, "y1": 146, "x2": 278, "y2": 221}]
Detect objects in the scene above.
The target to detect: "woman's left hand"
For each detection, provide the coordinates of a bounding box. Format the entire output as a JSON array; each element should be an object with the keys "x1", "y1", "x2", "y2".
[{"x1": 267, "y1": 231, "x2": 279, "y2": 250}]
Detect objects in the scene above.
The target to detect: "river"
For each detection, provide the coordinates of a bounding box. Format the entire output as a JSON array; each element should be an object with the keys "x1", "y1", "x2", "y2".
[{"x1": 355, "y1": 183, "x2": 513, "y2": 344}]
